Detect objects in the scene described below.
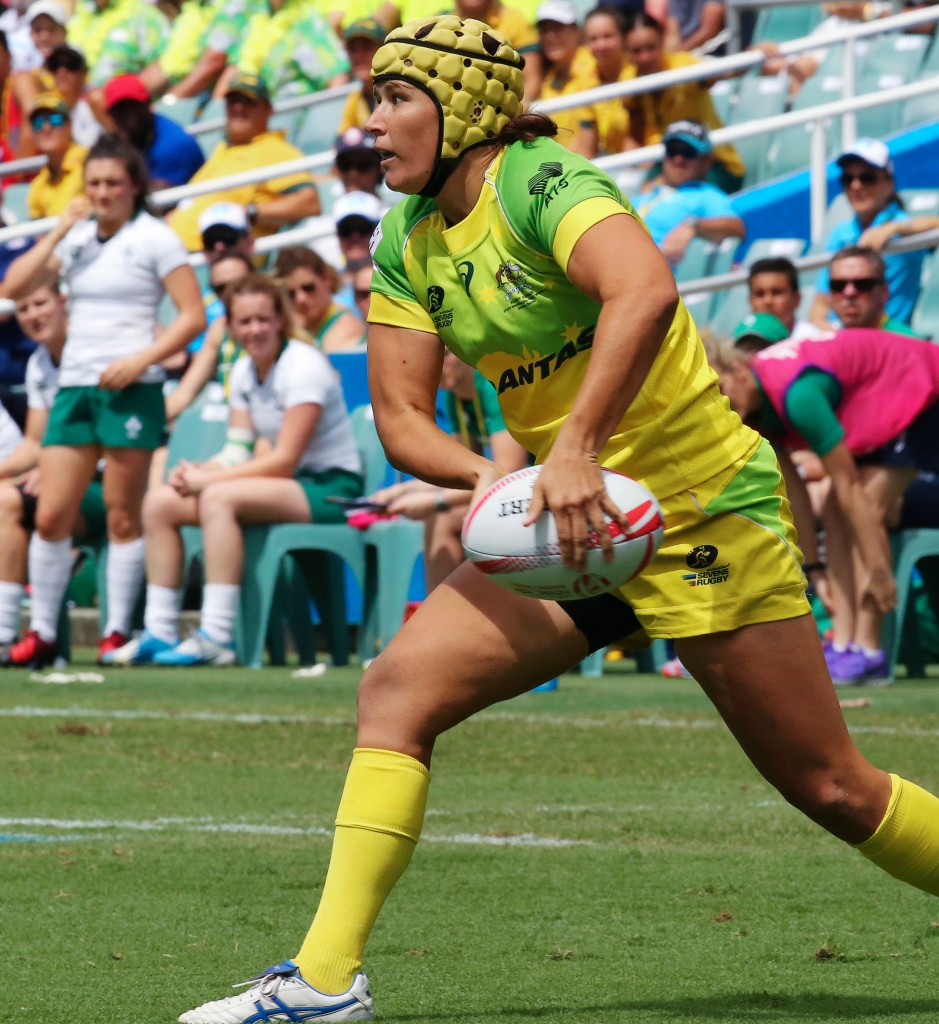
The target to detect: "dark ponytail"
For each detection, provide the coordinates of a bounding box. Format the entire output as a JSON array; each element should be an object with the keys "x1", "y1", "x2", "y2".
[{"x1": 494, "y1": 112, "x2": 559, "y2": 150}]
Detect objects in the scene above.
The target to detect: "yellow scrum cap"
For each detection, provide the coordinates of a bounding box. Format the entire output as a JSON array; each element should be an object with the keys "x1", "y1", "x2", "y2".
[{"x1": 371, "y1": 15, "x2": 525, "y2": 195}]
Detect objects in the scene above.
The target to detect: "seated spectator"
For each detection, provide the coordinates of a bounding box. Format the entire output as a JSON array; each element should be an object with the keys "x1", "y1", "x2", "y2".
[
  {"x1": 69, "y1": 0, "x2": 169, "y2": 99},
  {"x1": 8, "y1": 0, "x2": 67, "y2": 153},
  {"x1": 222, "y1": 0, "x2": 349, "y2": 103},
  {"x1": 747, "y1": 256, "x2": 832, "y2": 342},
  {"x1": 43, "y1": 45, "x2": 101, "y2": 149},
  {"x1": 273, "y1": 246, "x2": 364, "y2": 353},
  {"x1": 104, "y1": 73, "x2": 205, "y2": 189},
  {"x1": 149, "y1": 247, "x2": 255, "y2": 486},
  {"x1": 168, "y1": 73, "x2": 320, "y2": 252},
  {"x1": 332, "y1": 190, "x2": 382, "y2": 311},
  {"x1": 337, "y1": 18, "x2": 388, "y2": 135},
  {"x1": 456, "y1": 0, "x2": 542, "y2": 99},
  {"x1": 631, "y1": 120, "x2": 744, "y2": 268},
  {"x1": 730, "y1": 310, "x2": 790, "y2": 355},
  {"x1": 334, "y1": 127, "x2": 383, "y2": 199},
  {"x1": 0, "y1": 31, "x2": 20, "y2": 165},
  {"x1": 0, "y1": 0, "x2": 42, "y2": 74},
  {"x1": 574, "y1": 4, "x2": 634, "y2": 159},
  {"x1": 623, "y1": 11, "x2": 744, "y2": 192},
  {"x1": 825, "y1": 245, "x2": 924, "y2": 336},
  {"x1": 0, "y1": 226, "x2": 36, "y2": 429},
  {"x1": 535, "y1": 0, "x2": 596, "y2": 148},
  {"x1": 0, "y1": 281, "x2": 105, "y2": 659},
  {"x1": 810, "y1": 140, "x2": 931, "y2": 330},
  {"x1": 711, "y1": 329, "x2": 939, "y2": 685},
  {"x1": 26, "y1": 92, "x2": 87, "y2": 219},
  {"x1": 103, "y1": 273, "x2": 364, "y2": 667},
  {"x1": 369, "y1": 351, "x2": 529, "y2": 591},
  {"x1": 143, "y1": 0, "x2": 255, "y2": 100},
  {"x1": 352, "y1": 260, "x2": 372, "y2": 321},
  {"x1": 666, "y1": 0, "x2": 725, "y2": 52}
]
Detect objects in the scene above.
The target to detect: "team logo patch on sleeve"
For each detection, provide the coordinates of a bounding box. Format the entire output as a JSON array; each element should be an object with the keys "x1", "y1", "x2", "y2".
[{"x1": 527, "y1": 162, "x2": 564, "y2": 195}]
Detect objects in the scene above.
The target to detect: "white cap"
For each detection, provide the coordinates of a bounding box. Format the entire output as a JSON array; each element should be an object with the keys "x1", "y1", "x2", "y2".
[
  {"x1": 536, "y1": 0, "x2": 578, "y2": 25},
  {"x1": 197, "y1": 201, "x2": 249, "y2": 235},
  {"x1": 333, "y1": 190, "x2": 383, "y2": 228},
  {"x1": 837, "y1": 137, "x2": 894, "y2": 175},
  {"x1": 26, "y1": 0, "x2": 68, "y2": 24}
]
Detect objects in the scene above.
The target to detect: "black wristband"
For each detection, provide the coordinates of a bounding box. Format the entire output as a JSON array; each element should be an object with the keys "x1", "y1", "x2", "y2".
[{"x1": 803, "y1": 561, "x2": 827, "y2": 574}]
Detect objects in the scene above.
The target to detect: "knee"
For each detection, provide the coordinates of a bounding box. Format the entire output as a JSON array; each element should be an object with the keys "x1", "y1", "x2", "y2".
[
  {"x1": 356, "y1": 653, "x2": 439, "y2": 759},
  {"x1": 142, "y1": 484, "x2": 180, "y2": 530},
  {"x1": 197, "y1": 482, "x2": 236, "y2": 523},
  {"x1": 107, "y1": 505, "x2": 141, "y2": 543},
  {"x1": 778, "y1": 765, "x2": 888, "y2": 843},
  {"x1": 0, "y1": 485, "x2": 24, "y2": 526}
]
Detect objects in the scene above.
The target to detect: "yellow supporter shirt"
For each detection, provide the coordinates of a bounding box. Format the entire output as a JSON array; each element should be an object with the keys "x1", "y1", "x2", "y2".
[
  {"x1": 623, "y1": 51, "x2": 744, "y2": 178},
  {"x1": 168, "y1": 130, "x2": 315, "y2": 251},
  {"x1": 338, "y1": 86, "x2": 372, "y2": 134},
  {"x1": 538, "y1": 59, "x2": 596, "y2": 151},
  {"x1": 579, "y1": 63, "x2": 632, "y2": 156},
  {"x1": 27, "y1": 142, "x2": 87, "y2": 219}
]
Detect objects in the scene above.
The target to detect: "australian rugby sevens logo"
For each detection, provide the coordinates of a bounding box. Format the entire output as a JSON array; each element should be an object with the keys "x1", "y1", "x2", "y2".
[
  {"x1": 527, "y1": 161, "x2": 564, "y2": 195},
  {"x1": 427, "y1": 286, "x2": 445, "y2": 313}
]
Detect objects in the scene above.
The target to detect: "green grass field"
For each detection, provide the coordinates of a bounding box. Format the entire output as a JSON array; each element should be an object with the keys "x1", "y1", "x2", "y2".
[{"x1": 3, "y1": 655, "x2": 939, "y2": 1023}]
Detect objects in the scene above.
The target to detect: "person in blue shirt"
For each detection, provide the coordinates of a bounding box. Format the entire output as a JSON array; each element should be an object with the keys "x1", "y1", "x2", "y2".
[
  {"x1": 810, "y1": 138, "x2": 927, "y2": 330},
  {"x1": 0, "y1": 232, "x2": 36, "y2": 429},
  {"x1": 632, "y1": 119, "x2": 745, "y2": 270},
  {"x1": 104, "y1": 73, "x2": 205, "y2": 190}
]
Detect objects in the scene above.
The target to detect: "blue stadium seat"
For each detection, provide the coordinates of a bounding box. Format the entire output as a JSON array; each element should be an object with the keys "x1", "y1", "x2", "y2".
[
  {"x1": 730, "y1": 74, "x2": 789, "y2": 186},
  {"x1": 752, "y1": 3, "x2": 823, "y2": 44}
]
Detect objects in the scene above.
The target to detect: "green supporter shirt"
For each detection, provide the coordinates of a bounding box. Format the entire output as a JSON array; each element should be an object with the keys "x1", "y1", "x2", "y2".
[
  {"x1": 755, "y1": 369, "x2": 845, "y2": 456},
  {"x1": 70, "y1": 0, "x2": 169, "y2": 86},
  {"x1": 441, "y1": 372, "x2": 507, "y2": 454},
  {"x1": 368, "y1": 136, "x2": 755, "y2": 500},
  {"x1": 203, "y1": 0, "x2": 266, "y2": 62}
]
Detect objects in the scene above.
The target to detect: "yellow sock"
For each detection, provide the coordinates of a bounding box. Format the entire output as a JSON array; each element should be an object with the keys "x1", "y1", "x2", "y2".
[
  {"x1": 294, "y1": 747, "x2": 430, "y2": 993},
  {"x1": 854, "y1": 774, "x2": 939, "y2": 896}
]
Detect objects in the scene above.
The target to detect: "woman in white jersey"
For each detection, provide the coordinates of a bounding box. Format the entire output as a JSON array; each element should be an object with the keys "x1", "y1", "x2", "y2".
[
  {"x1": 105, "y1": 273, "x2": 364, "y2": 667},
  {"x1": 1, "y1": 134, "x2": 205, "y2": 668}
]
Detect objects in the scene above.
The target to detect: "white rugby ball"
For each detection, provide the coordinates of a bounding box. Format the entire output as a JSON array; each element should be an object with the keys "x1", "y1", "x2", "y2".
[{"x1": 462, "y1": 465, "x2": 664, "y2": 601}]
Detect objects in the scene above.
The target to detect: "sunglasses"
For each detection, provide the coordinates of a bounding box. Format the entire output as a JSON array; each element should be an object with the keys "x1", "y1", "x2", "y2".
[
  {"x1": 664, "y1": 141, "x2": 701, "y2": 161},
  {"x1": 338, "y1": 221, "x2": 374, "y2": 239},
  {"x1": 338, "y1": 157, "x2": 379, "y2": 174},
  {"x1": 354, "y1": 288, "x2": 371, "y2": 302},
  {"x1": 287, "y1": 282, "x2": 318, "y2": 299},
  {"x1": 840, "y1": 170, "x2": 883, "y2": 188},
  {"x1": 829, "y1": 277, "x2": 883, "y2": 293},
  {"x1": 30, "y1": 112, "x2": 66, "y2": 130},
  {"x1": 202, "y1": 226, "x2": 247, "y2": 250}
]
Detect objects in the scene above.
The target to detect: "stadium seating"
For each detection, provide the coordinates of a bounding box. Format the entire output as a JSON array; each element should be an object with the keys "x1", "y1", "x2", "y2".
[
  {"x1": 730, "y1": 75, "x2": 788, "y2": 187},
  {"x1": 886, "y1": 530, "x2": 939, "y2": 679},
  {"x1": 291, "y1": 92, "x2": 349, "y2": 154},
  {"x1": 155, "y1": 95, "x2": 202, "y2": 127},
  {"x1": 2, "y1": 182, "x2": 31, "y2": 224},
  {"x1": 752, "y1": 2, "x2": 823, "y2": 44}
]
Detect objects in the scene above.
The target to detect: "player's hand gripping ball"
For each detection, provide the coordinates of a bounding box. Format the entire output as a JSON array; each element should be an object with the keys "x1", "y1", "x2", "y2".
[{"x1": 462, "y1": 465, "x2": 664, "y2": 600}]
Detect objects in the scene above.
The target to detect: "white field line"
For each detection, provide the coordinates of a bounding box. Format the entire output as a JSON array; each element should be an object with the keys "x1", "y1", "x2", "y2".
[
  {"x1": 0, "y1": 815, "x2": 589, "y2": 848},
  {"x1": 1, "y1": 704, "x2": 938, "y2": 739}
]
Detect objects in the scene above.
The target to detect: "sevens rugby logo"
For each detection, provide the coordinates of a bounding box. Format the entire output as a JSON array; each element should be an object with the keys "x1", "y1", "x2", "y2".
[
  {"x1": 682, "y1": 545, "x2": 730, "y2": 587},
  {"x1": 527, "y1": 162, "x2": 564, "y2": 195},
  {"x1": 427, "y1": 286, "x2": 445, "y2": 313}
]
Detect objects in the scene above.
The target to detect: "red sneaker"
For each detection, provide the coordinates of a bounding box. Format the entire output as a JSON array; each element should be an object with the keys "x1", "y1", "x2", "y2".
[
  {"x1": 97, "y1": 631, "x2": 129, "y2": 664},
  {"x1": 3, "y1": 629, "x2": 56, "y2": 668}
]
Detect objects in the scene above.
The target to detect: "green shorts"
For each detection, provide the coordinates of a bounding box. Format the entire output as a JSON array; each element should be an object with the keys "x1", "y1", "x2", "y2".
[
  {"x1": 43, "y1": 383, "x2": 166, "y2": 451},
  {"x1": 296, "y1": 467, "x2": 364, "y2": 523}
]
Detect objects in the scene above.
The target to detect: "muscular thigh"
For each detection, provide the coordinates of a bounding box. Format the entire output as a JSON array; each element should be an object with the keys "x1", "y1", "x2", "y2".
[{"x1": 357, "y1": 561, "x2": 591, "y2": 759}]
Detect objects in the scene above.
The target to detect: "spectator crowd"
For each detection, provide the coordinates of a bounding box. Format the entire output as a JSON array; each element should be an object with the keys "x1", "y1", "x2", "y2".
[{"x1": 0, "y1": 0, "x2": 934, "y2": 679}]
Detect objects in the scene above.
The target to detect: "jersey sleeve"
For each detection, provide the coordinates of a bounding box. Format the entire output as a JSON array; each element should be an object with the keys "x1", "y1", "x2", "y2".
[
  {"x1": 24, "y1": 351, "x2": 48, "y2": 410},
  {"x1": 783, "y1": 369, "x2": 845, "y2": 455},
  {"x1": 227, "y1": 355, "x2": 251, "y2": 411},
  {"x1": 498, "y1": 142, "x2": 631, "y2": 273},
  {"x1": 148, "y1": 219, "x2": 192, "y2": 279},
  {"x1": 280, "y1": 346, "x2": 333, "y2": 409},
  {"x1": 368, "y1": 208, "x2": 437, "y2": 334}
]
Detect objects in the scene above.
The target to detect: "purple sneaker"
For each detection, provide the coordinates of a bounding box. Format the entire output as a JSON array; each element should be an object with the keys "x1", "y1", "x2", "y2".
[
  {"x1": 824, "y1": 645, "x2": 866, "y2": 685},
  {"x1": 859, "y1": 647, "x2": 890, "y2": 685}
]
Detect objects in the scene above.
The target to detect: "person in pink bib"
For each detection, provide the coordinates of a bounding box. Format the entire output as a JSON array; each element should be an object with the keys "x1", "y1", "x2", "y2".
[{"x1": 713, "y1": 325, "x2": 939, "y2": 684}]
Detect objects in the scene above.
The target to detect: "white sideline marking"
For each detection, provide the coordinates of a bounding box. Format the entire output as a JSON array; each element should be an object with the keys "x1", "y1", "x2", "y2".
[
  {"x1": 0, "y1": 816, "x2": 588, "y2": 848},
  {"x1": 2, "y1": 703, "x2": 938, "y2": 739}
]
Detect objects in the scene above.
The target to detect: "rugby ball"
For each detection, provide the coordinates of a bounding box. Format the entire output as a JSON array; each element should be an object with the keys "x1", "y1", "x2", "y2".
[{"x1": 461, "y1": 465, "x2": 664, "y2": 601}]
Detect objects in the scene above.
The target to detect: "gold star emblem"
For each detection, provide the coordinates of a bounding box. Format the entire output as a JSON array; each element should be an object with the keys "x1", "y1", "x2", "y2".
[
  {"x1": 561, "y1": 321, "x2": 584, "y2": 344},
  {"x1": 477, "y1": 285, "x2": 499, "y2": 305}
]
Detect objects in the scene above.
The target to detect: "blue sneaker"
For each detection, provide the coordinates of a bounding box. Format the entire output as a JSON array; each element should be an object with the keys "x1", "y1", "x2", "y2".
[
  {"x1": 859, "y1": 647, "x2": 890, "y2": 685},
  {"x1": 99, "y1": 629, "x2": 176, "y2": 666},
  {"x1": 153, "y1": 628, "x2": 236, "y2": 667},
  {"x1": 178, "y1": 960, "x2": 374, "y2": 1023}
]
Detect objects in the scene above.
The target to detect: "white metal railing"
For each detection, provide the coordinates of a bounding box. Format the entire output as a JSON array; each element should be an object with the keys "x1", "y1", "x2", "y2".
[{"x1": 680, "y1": 226, "x2": 939, "y2": 295}]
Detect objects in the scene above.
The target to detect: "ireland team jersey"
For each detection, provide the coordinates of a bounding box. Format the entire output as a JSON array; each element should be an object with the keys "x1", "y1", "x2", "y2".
[{"x1": 369, "y1": 136, "x2": 755, "y2": 499}]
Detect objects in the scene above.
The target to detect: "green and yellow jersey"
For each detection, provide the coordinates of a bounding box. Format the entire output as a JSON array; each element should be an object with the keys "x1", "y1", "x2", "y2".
[{"x1": 369, "y1": 136, "x2": 754, "y2": 501}]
